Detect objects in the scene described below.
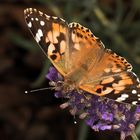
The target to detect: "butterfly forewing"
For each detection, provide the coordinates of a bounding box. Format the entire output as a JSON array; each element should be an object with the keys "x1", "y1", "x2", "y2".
[{"x1": 24, "y1": 8, "x2": 70, "y2": 76}]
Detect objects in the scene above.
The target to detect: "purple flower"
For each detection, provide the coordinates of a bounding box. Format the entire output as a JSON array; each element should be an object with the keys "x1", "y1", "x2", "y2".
[
  {"x1": 46, "y1": 67, "x2": 140, "y2": 140},
  {"x1": 46, "y1": 67, "x2": 62, "y2": 82}
]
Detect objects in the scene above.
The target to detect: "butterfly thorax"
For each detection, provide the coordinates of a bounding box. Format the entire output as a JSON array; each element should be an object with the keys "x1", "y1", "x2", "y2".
[{"x1": 49, "y1": 78, "x2": 80, "y2": 94}]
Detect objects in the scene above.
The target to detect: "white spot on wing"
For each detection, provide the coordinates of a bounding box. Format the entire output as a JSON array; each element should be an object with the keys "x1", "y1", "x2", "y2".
[
  {"x1": 29, "y1": 8, "x2": 32, "y2": 11},
  {"x1": 116, "y1": 97, "x2": 125, "y2": 102},
  {"x1": 116, "y1": 93, "x2": 129, "y2": 102},
  {"x1": 45, "y1": 14, "x2": 50, "y2": 19},
  {"x1": 40, "y1": 21, "x2": 45, "y2": 26},
  {"x1": 138, "y1": 94, "x2": 140, "y2": 97},
  {"x1": 38, "y1": 29, "x2": 43, "y2": 37},
  {"x1": 35, "y1": 36, "x2": 40, "y2": 43},
  {"x1": 121, "y1": 94, "x2": 129, "y2": 98},
  {"x1": 27, "y1": 22, "x2": 32, "y2": 28},
  {"x1": 35, "y1": 18, "x2": 39, "y2": 21},
  {"x1": 52, "y1": 16, "x2": 58, "y2": 19},
  {"x1": 132, "y1": 101, "x2": 138, "y2": 105},
  {"x1": 33, "y1": 9, "x2": 37, "y2": 12},
  {"x1": 132, "y1": 89, "x2": 137, "y2": 94},
  {"x1": 31, "y1": 18, "x2": 34, "y2": 21},
  {"x1": 39, "y1": 11, "x2": 43, "y2": 16},
  {"x1": 35, "y1": 29, "x2": 43, "y2": 43}
]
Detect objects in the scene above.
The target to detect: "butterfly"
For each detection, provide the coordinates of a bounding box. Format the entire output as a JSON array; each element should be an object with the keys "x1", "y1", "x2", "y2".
[{"x1": 24, "y1": 8, "x2": 140, "y2": 105}]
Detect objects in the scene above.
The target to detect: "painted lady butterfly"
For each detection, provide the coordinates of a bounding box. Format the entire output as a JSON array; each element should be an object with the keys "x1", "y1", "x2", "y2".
[{"x1": 24, "y1": 8, "x2": 140, "y2": 105}]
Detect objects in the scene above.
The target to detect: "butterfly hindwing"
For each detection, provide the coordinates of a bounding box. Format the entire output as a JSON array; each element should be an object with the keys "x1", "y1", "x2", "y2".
[
  {"x1": 105, "y1": 71, "x2": 140, "y2": 105},
  {"x1": 79, "y1": 49, "x2": 140, "y2": 105}
]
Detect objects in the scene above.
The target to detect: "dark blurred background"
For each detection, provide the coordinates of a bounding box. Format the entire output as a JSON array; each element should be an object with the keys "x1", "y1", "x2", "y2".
[{"x1": 0, "y1": 0, "x2": 140, "y2": 140}]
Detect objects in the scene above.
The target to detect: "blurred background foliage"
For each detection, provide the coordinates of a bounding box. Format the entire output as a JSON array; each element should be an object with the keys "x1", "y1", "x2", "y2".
[{"x1": 0, "y1": 0, "x2": 140, "y2": 140}]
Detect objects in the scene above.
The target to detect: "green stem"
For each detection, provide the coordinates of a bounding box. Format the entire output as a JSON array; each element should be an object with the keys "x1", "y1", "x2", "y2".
[
  {"x1": 131, "y1": 132, "x2": 139, "y2": 140},
  {"x1": 77, "y1": 121, "x2": 88, "y2": 140},
  {"x1": 93, "y1": 6, "x2": 111, "y2": 28}
]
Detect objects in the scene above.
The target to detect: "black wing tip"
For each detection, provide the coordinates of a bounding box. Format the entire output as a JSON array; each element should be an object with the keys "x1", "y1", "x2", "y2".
[{"x1": 24, "y1": 8, "x2": 67, "y2": 24}]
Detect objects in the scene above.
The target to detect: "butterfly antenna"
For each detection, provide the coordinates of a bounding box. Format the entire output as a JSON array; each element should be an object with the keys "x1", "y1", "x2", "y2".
[{"x1": 25, "y1": 87, "x2": 55, "y2": 94}]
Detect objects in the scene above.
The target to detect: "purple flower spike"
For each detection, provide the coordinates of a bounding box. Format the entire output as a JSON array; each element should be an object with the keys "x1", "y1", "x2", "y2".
[
  {"x1": 102, "y1": 112, "x2": 113, "y2": 121},
  {"x1": 46, "y1": 67, "x2": 59, "y2": 81},
  {"x1": 46, "y1": 67, "x2": 140, "y2": 140},
  {"x1": 54, "y1": 91, "x2": 63, "y2": 98}
]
